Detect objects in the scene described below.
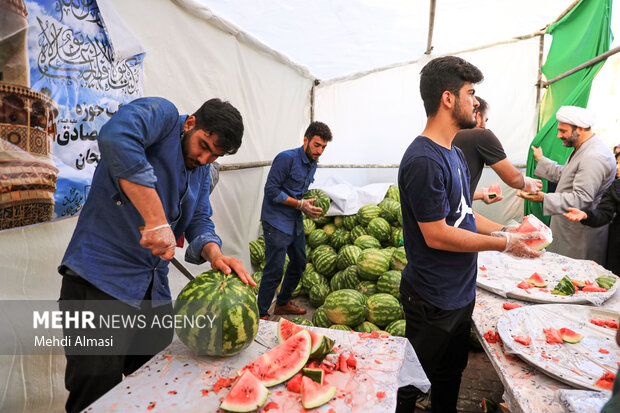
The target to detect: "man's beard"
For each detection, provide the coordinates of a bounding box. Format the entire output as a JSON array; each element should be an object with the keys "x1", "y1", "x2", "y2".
[
  {"x1": 453, "y1": 99, "x2": 477, "y2": 129},
  {"x1": 562, "y1": 129, "x2": 580, "y2": 148},
  {"x1": 305, "y1": 145, "x2": 316, "y2": 161}
]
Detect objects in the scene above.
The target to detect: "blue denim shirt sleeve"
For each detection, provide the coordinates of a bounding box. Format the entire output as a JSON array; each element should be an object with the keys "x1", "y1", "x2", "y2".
[
  {"x1": 265, "y1": 152, "x2": 294, "y2": 204},
  {"x1": 183, "y1": 166, "x2": 222, "y2": 264},
  {"x1": 97, "y1": 98, "x2": 179, "y2": 203}
]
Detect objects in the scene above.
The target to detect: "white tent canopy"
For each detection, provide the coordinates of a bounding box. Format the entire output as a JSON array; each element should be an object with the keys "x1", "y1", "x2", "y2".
[{"x1": 1, "y1": 0, "x2": 619, "y2": 411}]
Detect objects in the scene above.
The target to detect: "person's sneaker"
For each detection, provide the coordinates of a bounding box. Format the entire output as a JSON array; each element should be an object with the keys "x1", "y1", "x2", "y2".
[
  {"x1": 260, "y1": 315, "x2": 269, "y2": 320},
  {"x1": 274, "y1": 301, "x2": 307, "y2": 315}
]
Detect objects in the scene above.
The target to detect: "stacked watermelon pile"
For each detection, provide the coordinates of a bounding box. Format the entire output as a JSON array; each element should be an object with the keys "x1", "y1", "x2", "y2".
[{"x1": 248, "y1": 185, "x2": 407, "y2": 337}]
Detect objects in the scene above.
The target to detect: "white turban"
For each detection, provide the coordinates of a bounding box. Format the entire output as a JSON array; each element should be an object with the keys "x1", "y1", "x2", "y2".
[{"x1": 556, "y1": 106, "x2": 595, "y2": 128}]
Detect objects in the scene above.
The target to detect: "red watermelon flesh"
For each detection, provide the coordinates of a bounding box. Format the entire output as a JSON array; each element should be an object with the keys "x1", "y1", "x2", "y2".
[
  {"x1": 595, "y1": 372, "x2": 615, "y2": 390},
  {"x1": 241, "y1": 330, "x2": 311, "y2": 387},
  {"x1": 605, "y1": 319, "x2": 618, "y2": 328},
  {"x1": 220, "y1": 370, "x2": 269, "y2": 412},
  {"x1": 487, "y1": 183, "x2": 502, "y2": 199},
  {"x1": 503, "y1": 302, "x2": 522, "y2": 310},
  {"x1": 277, "y1": 318, "x2": 333, "y2": 359},
  {"x1": 526, "y1": 272, "x2": 547, "y2": 287},
  {"x1": 590, "y1": 318, "x2": 606, "y2": 326},
  {"x1": 300, "y1": 376, "x2": 337, "y2": 409},
  {"x1": 558, "y1": 328, "x2": 583, "y2": 343},
  {"x1": 582, "y1": 285, "x2": 608, "y2": 293},
  {"x1": 517, "y1": 281, "x2": 534, "y2": 290},
  {"x1": 512, "y1": 335, "x2": 531, "y2": 346},
  {"x1": 286, "y1": 373, "x2": 303, "y2": 393},
  {"x1": 516, "y1": 214, "x2": 553, "y2": 250},
  {"x1": 543, "y1": 328, "x2": 563, "y2": 344}
]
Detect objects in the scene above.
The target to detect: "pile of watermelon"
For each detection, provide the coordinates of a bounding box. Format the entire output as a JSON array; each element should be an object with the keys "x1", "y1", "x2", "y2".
[
  {"x1": 220, "y1": 319, "x2": 343, "y2": 411},
  {"x1": 248, "y1": 186, "x2": 407, "y2": 337}
]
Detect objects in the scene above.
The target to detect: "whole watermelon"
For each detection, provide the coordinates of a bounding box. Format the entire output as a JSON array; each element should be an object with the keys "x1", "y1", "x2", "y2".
[
  {"x1": 309, "y1": 283, "x2": 330, "y2": 307},
  {"x1": 366, "y1": 217, "x2": 392, "y2": 242},
  {"x1": 378, "y1": 198, "x2": 401, "y2": 226},
  {"x1": 303, "y1": 189, "x2": 330, "y2": 218},
  {"x1": 308, "y1": 229, "x2": 329, "y2": 248},
  {"x1": 390, "y1": 247, "x2": 408, "y2": 271},
  {"x1": 357, "y1": 205, "x2": 381, "y2": 226},
  {"x1": 342, "y1": 215, "x2": 358, "y2": 230},
  {"x1": 350, "y1": 225, "x2": 367, "y2": 240},
  {"x1": 377, "y1": 270, "x2": 402, "y2": 299},
  {"x1": 385, "y1": 185, "x2": 400, "y2": 202},
  {"x1": 354, "y1": 234, "x2": 382, "y2": 250},
  {"x1": 249, "y1": 240, "x2": 265, "y2": 266},
  {"x1": 303, "y1": 217, "x2": 316, "y2": 235},
  {"x1": 391, "y1": 227, "x2": 404, "y2": 247},
  {"x1": 174, "y1": 270, "x2": 259, "y2": 356},
  {"x1": 385, "y1": 319, "x2": 406, "y2": 337},
  {"x1": 323, "y1": 289, "x2": 367, "y2": 326},
  {"x1": 312, "y1": 306, "x2": 331, "y2": 328},
  {"x1": 357, "y1": 248, "x2": 390, "y2": 281},
  {"x1": 366, "y1": 293, "x2": 401, "y2": 328},
  {"x1": 336, "y1": 245, "x2": 362, "y2": 270}
]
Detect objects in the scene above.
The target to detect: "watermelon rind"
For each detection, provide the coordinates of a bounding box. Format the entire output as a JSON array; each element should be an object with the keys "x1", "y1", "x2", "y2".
[
  {"x1": 525, "y1": 272, "x2": 547, "y2": 288},
  {"x1": 242, "y1": 330, "x2": 311, "y2": 387},
  {"x1": 290, "y1": 317, "x2": 313, "y2": 326},
  {"x1": 220, "y1": 370, "x2": 269, "y2": 412},
  {"x1": 301, "y1": 376, "x2": 337, "y2": 409},
  {"x1": 276, "y1": 318, "x2": 332, "y2": 359},
  {"x1": 551, "y1": 276, "x2": 576, "y2": 296},
  {"x1": 302, "y1": 368, "x2": 324, "y2": 385}
]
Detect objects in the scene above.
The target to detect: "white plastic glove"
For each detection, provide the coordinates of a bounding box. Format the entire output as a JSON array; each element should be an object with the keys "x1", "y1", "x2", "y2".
[
  {"x1": 522, "y1": 176, "x2": 543, "y2": 194},
  {"x1": 492, "y1": 231, "x2": 542, "y2": 259},
  {"x1": 298, "y1": 198, "x2": 322, "y2": 219},
  {"x1": 139, "y1": 224, "x2": 176, "y2": 260}
]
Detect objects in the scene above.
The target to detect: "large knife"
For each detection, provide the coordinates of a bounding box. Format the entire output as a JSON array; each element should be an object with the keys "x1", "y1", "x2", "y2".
[{"x1": 170, "y1": 257, "x2": 195, "y2": 281}]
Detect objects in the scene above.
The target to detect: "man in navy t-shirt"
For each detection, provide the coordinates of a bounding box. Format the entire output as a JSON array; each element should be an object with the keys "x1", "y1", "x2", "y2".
[
  {"x1": 258, "y1": 122, "x2": 333, "y2": 319},
  {"x1": 396, "y1": 56, "x2": 542, "y2": 413}
]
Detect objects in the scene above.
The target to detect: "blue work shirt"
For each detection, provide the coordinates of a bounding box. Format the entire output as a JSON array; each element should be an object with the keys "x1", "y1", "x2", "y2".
[
  {"x1": 60, "y1": 97, "x2": 221, "y2": 307},
  {"x1": 261, "y1": 146, "x2": 316, "y2": 236}
]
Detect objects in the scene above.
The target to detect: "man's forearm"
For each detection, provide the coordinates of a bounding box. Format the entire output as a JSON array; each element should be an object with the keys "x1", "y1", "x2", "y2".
[{"x1": 119, "y1": 178, "x2": 168, "y2": 227}]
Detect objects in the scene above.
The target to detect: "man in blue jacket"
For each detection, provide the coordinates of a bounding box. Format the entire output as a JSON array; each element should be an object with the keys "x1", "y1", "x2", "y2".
[
  {"x1": 258, "y1": 122, "x2": 332, "y2": 319},
  {"x1": 58, "y1": 97, "x2": 254, "y2": 412}
]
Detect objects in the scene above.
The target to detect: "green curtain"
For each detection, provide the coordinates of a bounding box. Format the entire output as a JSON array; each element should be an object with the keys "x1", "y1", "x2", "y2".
[{"x1": 525, "y1": 0, "x2": 613, "y2": 224}]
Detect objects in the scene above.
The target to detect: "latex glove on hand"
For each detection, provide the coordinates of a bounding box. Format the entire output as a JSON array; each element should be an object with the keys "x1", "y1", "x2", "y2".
[
  {"x1": 140, "y1": 224, "x2": 176, "y2": 260},
  {"x1": 481, "y1": 187, "x2": 503, "y2": 204},
  {"x1": 563, "y1": 207, "x2": 587, "y2": 222},
  {"x1": 299, "y1": 198, "x2": 323, "y2": 219},
  {"x1": 522, "y1": 176, "x2": 543, "y2": 194},
  {"x1": 492, "y1": 231, "x2": 542, "y2": 258}
]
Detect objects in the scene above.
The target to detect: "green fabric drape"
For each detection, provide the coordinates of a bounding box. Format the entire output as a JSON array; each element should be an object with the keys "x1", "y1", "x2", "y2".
[{"x1": 525, "y1": 0, "x2": 613, "y2": 224}]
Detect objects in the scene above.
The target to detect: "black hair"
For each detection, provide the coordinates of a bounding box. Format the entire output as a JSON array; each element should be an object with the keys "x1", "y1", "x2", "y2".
[
  {"x1": 419, "y1": 56, "x2": 484, "y2": 117},
  {"x1": 475, "y1": 96, "x2": 488, "y2": 115},
  {"x1": 192, "y1": 98, "x2": 244, "y2": 155},
  {"x1": 304, "y1": 121, "x2": 333, "y2": 142}
]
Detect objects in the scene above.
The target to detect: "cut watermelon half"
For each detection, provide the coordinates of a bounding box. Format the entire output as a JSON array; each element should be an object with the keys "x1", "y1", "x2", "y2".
[
  {"x1": 241, "y1": 330, "x2": 311, "y2": 387},
  {"x1": 220, "y1": 370, "x2": 269, "y2": 412},
  {"x1": 516, "y1": 214, "x2": 553, "y2": 250},
  {"x1": 301, "y1": 376, "x2": 337, "y2": 409},
  {"x1": 277, "y1": 318, "x2": 334, "y2": 359},
  {"x1": 487, "y1": 183, "x2": 502, "y2": 199},
  {"x1": 558, "y1": 328, "x2": 583, "y2": 343},
  {"x1": 526, "y1": 272, "x2": 547, "y2": 287}
]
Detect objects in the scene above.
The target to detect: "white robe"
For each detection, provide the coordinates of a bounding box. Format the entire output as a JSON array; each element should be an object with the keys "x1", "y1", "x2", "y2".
[{"x1": 534, "y1": 135, "x2": 615, "y2": 264}]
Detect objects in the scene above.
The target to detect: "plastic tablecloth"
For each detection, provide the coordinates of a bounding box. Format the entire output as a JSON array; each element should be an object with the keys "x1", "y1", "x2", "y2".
[
  {"x1": 85, "y1": 319, "x2": 430, "y2": 412},
  {"x1": 473, "y1": 287, "x2": 619, "y2": 413}
]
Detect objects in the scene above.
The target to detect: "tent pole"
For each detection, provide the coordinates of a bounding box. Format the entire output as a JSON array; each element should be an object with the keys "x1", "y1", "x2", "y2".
[
  {"x1": 425, "y1": 0, "x2": 437, "y2": 55},
  {"x1": 541, "y1": 45, "x2": 620, "y2": 88},
  {"x1": 536, "y1": 34, "x2": 545, "y2": 103},
  {"x1": 310, "y1": 79, "x2": 319, "y2": 122}
]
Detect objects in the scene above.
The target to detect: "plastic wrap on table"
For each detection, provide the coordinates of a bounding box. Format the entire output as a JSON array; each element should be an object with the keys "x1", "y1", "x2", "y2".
[
  {"x1": 477, "y1": 251, "x2": 618, "y2": 305},
  {"x1": 84, "y1": 319, "x2": 429, "y2": 412},
  {"x1": 554, "y1": 389, "x2": 610, "y2": 412},
  {"x1": 496, "y1": 304, "x2": 619, "y2": 391}
]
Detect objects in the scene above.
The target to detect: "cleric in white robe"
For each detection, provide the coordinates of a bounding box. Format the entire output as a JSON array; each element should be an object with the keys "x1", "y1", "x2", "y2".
[{"x1": 520, "y1": 106, "x2": 615, "y2": 264}]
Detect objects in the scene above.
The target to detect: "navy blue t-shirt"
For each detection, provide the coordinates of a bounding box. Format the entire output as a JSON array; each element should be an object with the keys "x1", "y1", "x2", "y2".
[{"x1": 398, "y1": 136, "x2": 478, "y2": 310}]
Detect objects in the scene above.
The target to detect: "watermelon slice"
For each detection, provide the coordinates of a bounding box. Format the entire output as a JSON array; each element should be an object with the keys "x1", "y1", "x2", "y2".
[
  {"x1": 220, "y1": 370, "x2": 269, "y2": 412},
  {"x1": 286, "y1": 373, "x2": 302, "y2": 393},
  {"x1": 543, "y1": 328, "x2": 563, "y2": 344},
  {"x1": 517, "y1": 281, "x2": 534, "y2": 290},
  {"x1": 516, "y1": 214, "x2": 553, "y2": 250},
  {"x1": 487, "y1": 183, "x2": 502, "y2": 199},
  {"x1": 302, "y1": 367, "x2": 324, "y2": 385},
  {"x1": 595, "y1": 372, "x2": 615, "y2": 390},
  {"x1": 300, "y1": 376, "x2": 337, "y2": 409},
  {"x1": 571, "y1": 279, "x2": 586, "y2": 289},
  {"x1": 605, "y1": 319, "x2": 618, "y2": 329},
  {"x1": 582, "y1": 285, "x2": 608, "y2": 293},
  {"x1": 558, "y1": 328, "x2": 583, "y2": 343},
  {"x1": 526, "y1": 272, "x2": 547, "y2": 287},
  {"x1": 590, "y1": 318, "x2": 606, "y2": 326},
  {"x1": 277, "y1": 318, "x2": 334, "y2": 359},
  {"x1": 503, "y1": 302, "x2": 522, "y2": 310},
  {"x1": 241, "y1": 330, "x2": 311, "y2": 387}
]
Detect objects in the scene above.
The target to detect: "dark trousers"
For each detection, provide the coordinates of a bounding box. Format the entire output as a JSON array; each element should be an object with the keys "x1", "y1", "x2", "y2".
[
  {"x1": 397, "y1": 280, "x2": 475, "y2": 413},
  {"x1": 256, "y1": 222, "x2": 306, "y2": 317},
  {"x1": 59, "y1": 273, "x2": 173, "y2": 413}
]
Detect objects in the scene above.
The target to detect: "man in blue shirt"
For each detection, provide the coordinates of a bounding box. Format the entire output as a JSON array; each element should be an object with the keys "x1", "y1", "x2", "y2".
[
  {"x1": 396, "y1": 57, "x2": 541, "y2": 413},
  {"x1": 258, "y1": 121, "x2": 332, "y2": 319},
  {"x1": 58, "y1": 97, "x2": 254, "y2": 412}
]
